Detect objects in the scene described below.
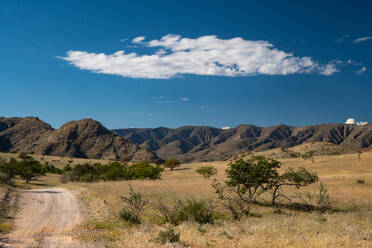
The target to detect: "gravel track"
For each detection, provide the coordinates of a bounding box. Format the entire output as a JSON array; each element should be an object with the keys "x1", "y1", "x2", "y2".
[{"x1": 1, "y1": 188, "x2": 84, "y2": 248}]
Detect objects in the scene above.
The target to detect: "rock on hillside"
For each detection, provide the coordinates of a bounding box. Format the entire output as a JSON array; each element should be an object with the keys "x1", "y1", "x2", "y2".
[{"x1": 0, "y1": 117, "x2": 158, "y2": 162}]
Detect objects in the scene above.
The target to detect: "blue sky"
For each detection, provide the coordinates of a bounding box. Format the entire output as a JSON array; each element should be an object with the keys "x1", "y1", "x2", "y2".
[{"x1": 0, "y1": 0, "x2": 371, "y2": 129}]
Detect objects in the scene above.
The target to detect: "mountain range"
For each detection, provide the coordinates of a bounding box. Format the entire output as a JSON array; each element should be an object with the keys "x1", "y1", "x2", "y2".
[
  {"x1": 0, "y1": 117, "x2": 158, "y2": 162},
  {"x1": 1, "y1": 116, "x2": 371, "y2": 162},
  {"x1": 112, "y1": 123, "x2": 372, "y2": 162}
]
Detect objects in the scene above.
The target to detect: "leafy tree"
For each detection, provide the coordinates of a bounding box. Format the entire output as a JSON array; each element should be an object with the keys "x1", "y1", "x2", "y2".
[
  {"x1": 302, "y1": 151, "x2": 315, "y2": 163},
  {"x1": 195, "y1": 165, "x2": 217, "y2": 178},
  {"x1": 163, "y1": 158, "x2": 181, "y2": 171},
  {"x1": 270, "y1": 167, "x2": 318, "y2": 205},
  {"x1": 225, "y1": 156, "x2": 281, "y2": 202},
  {"x1": 15, "y1": 158, "x2": 45, "y2": 183}
]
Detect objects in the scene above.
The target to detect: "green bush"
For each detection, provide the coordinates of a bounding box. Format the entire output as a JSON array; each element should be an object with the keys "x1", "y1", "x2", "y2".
[
  {"x1": 42, "y1": 162, "x2": 62, "y2": 174},
  {"x1": 179, "y1": 199, "x2": 215, "y2": 224},
  {"x1": 119, "y1": 185, "x2": 149, "y2": 224},
  {"x1": 156, "y1": 226, "x2": 180, "y2": 244},
  {"x1": 163, "y1": 158, "x2": 181, "y2": 171},
  {"x1": 129, "y1": 161, "x2": 163, "y2": 179},
  {"x1": 61, "y1": 161, "x2": 163, "y2": 183},
  {"x1": 195, "y1": 165, "x2": 217, "y2": 178},
  {"x1": 156, "y1": 198, "x2": 184, "y2": 225}
]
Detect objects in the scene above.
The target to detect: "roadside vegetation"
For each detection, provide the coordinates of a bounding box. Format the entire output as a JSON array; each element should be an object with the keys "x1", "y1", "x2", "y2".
[{"x1": 0, "y1": 151, "x2": 371, "y2": 247}]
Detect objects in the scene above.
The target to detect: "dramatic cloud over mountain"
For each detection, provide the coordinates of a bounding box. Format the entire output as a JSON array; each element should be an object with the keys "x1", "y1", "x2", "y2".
[{"x1": 60, "y1": 35, "x2": 339, "y2": 79}]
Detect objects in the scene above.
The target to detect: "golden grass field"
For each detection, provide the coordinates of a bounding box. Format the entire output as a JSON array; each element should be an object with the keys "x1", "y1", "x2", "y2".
[{"x1": 1, "y1": 151, "x2": 372, "y2": 247}]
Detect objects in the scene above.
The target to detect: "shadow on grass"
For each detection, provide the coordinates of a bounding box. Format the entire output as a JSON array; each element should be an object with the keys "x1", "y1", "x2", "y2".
[{"x1": 254, "y1": 201, "x2": 342, "y2": 213}]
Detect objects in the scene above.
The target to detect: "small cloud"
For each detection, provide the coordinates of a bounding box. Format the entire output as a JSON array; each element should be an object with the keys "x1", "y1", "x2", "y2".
[
  {"x1": 200, "y1": 105, "x2": 207, "y2": 109},
  {"x1": 345, "y1": 118, "x2": 368, "y2": 125},
  {"x1": 147, "y1": 113, "x2": 156, "y2": 117},
  {"x1": 181, "y1": 97, "x2": 189, "y2": 102},
  {"x1": 132, "y1": 36, "x2": 146, "y2": 43},
  {"x1": 156, "y1": 100, "x2": 173, "y2": 104},
  {"x1": 353, "y1": 36, "x2": 372, "y2": 43},
  {"x1": 334, "y1": 34, "x2": 351, "y2": 43},
  {"x1": 345, "y1": 118, "x2": 356, "y2": 125},
  {"x1": 357, "y1": 121, "x2": 368, "y2": 126},
  {"x1": 120, "y1": 38, "x2": 128, "y2": 43},
  {"x1": 356, "y1": 66, "x2": 367, "y2": 75},
  {"x1": 221, "y1": 126, "x2": 231, "y2": 130}
]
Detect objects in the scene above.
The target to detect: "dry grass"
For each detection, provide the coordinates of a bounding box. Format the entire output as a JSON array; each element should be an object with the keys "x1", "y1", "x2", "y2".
[
  {"x1": 61, "y1": 152, "x2": 372, "y2": 247},
  {"x1": 1, "y1": 151, "x2": 371, "y2": 247}
]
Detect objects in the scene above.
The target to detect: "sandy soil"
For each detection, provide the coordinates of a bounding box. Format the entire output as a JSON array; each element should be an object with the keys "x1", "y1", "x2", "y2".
[{"x1": 2, "y1": 188, "x2": 84, "y2": 248}]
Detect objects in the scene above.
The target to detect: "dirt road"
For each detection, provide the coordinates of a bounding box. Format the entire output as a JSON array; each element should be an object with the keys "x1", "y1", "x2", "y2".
[{"x1": 2, "y1": 188, "x2": 84, "y2": 248}]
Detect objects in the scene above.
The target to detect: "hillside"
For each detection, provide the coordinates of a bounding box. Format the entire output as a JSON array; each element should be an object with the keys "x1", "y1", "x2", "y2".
[
  {"x1": 112, "y1": 123, "x2": 372, "y2": 162},
  {"x1": 0, "y1": 117, "x2": 158, "y2": 162}
]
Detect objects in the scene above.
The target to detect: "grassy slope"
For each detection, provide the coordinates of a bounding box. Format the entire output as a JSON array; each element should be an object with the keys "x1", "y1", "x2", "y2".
[{"x1": 1, "y1": 151, "x2": 372, "y2": 247}]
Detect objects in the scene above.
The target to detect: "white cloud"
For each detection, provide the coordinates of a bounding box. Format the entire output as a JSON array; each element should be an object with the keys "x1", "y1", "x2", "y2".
[
  {"x1": 357, "y1": 121, "x2": 368, "y2": 126},
  {"x1": 147, "y1": 113, "x2": 156, "y2": 117},
  {"x1": 334, "y1": 34, "x2": 350, "y2": 43},
  {"x1": 132, "y1": 36, "x2": 146, "y2": 43},
  {"x1": 345, "y1": 118, "x2": 356, "y2": 125},
  {"x1": 200, "y1": 105, "x2": 207, "y2": 109},
  {"x1": 356, "y1": 66, "x2": 367, "y2": 75},
  {"x1": 120, "y1": 38, "x2": 128, "y2": 43},
  {"x1": 60, "y1": 34, "x2": 339, "y2": 79},
  {"x1": 354, "y1": 36, "x2": 372, "y2": 43},
  {"x1": 345, "y1": 118, "x2": 368, "y2": 125},
  {"x1": 221, "y1": 126, "x2": 231, "y2": 130},
  {"x1": 181, "y1": 97, "x2": 189, "y2": 101},
  {"x1": 156, "y1": 100, "x2": 173, "y2": 104}
]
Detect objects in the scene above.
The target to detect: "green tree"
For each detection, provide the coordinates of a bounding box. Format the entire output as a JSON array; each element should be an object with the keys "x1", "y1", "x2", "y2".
[
  {"x1": 270, "y1": 167, "x2": 318, "y2": 205},
  {"x1": 15, "y1": 158, "x2": 45, "y2": 183},
  {"x1": 163, "y1": 158, "x2": 181, "y2": 171},
  {"x1": 225, "y1": 156, "x2": 281, "y2": 202},
  {"x1": 195, "y1": 165, "x2": 217, "y2": 178},
  {"x1": 302, "y1": 151, "x2": 315, "y2": 163}
]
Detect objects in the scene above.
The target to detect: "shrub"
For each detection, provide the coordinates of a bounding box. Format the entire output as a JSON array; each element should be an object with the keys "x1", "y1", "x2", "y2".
[
  {"x1": 156, "y1": 226, "x2": 180, "y2": 244},
  {"x1": 179, "y1": 199, "x2": 215, "y2": 224},
  {"x1": 156, "y1": 198, "x2": 184, "y2": 225},
  {"x1": 195, "y1": 165, "x2": 217, "y2": 178},
  {"x1": 61, "y1": 161, "x2": 163, "y2": 183},
  {"x1": 356, "y1": 178, "x2": 365, "y2": 184},
  {"x1": 163, "y1": 158, "x2": 181, "y2": 171},
  {"x1": 42, "y1": 162, "x2": 62, "y2": 174},
  {"x1": 0, "y1": 158, "x2": 17, "y2": 185},
  {"x1": 63, "y1": 164, "x2": 72, "y2": 172},
  {"x1": 212, "y1": 180, "x2": 250, "y2": 220},
  {"x1": 119, "y1": 185, "x2": 149, "y2": 224},
  {"x1": 129, "y1": 161, "x2": 163, "y2": 179},
  {"x1": 62, "y1": 163, "x2": 100, "y2": 182},
  {"x1": 18, "y1": 152, "x2": 31, "y2": 160}
]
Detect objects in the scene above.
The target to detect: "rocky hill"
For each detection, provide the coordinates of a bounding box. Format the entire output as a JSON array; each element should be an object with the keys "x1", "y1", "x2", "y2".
[
  {"x1": 112, "y1": 123, "x2": 372, "y2": 162},
  {"x1": 0, "y1": 117, "x2": 158, "y2": 162}
]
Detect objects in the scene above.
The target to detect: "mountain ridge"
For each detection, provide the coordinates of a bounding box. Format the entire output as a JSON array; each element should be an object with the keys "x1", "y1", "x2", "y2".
[
  {"x1": 112, "y1": 123, "x2": 372, "y2": 162},
  {"x1": 0, "y1": 116, "x2": 159, "y2": 162}
]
